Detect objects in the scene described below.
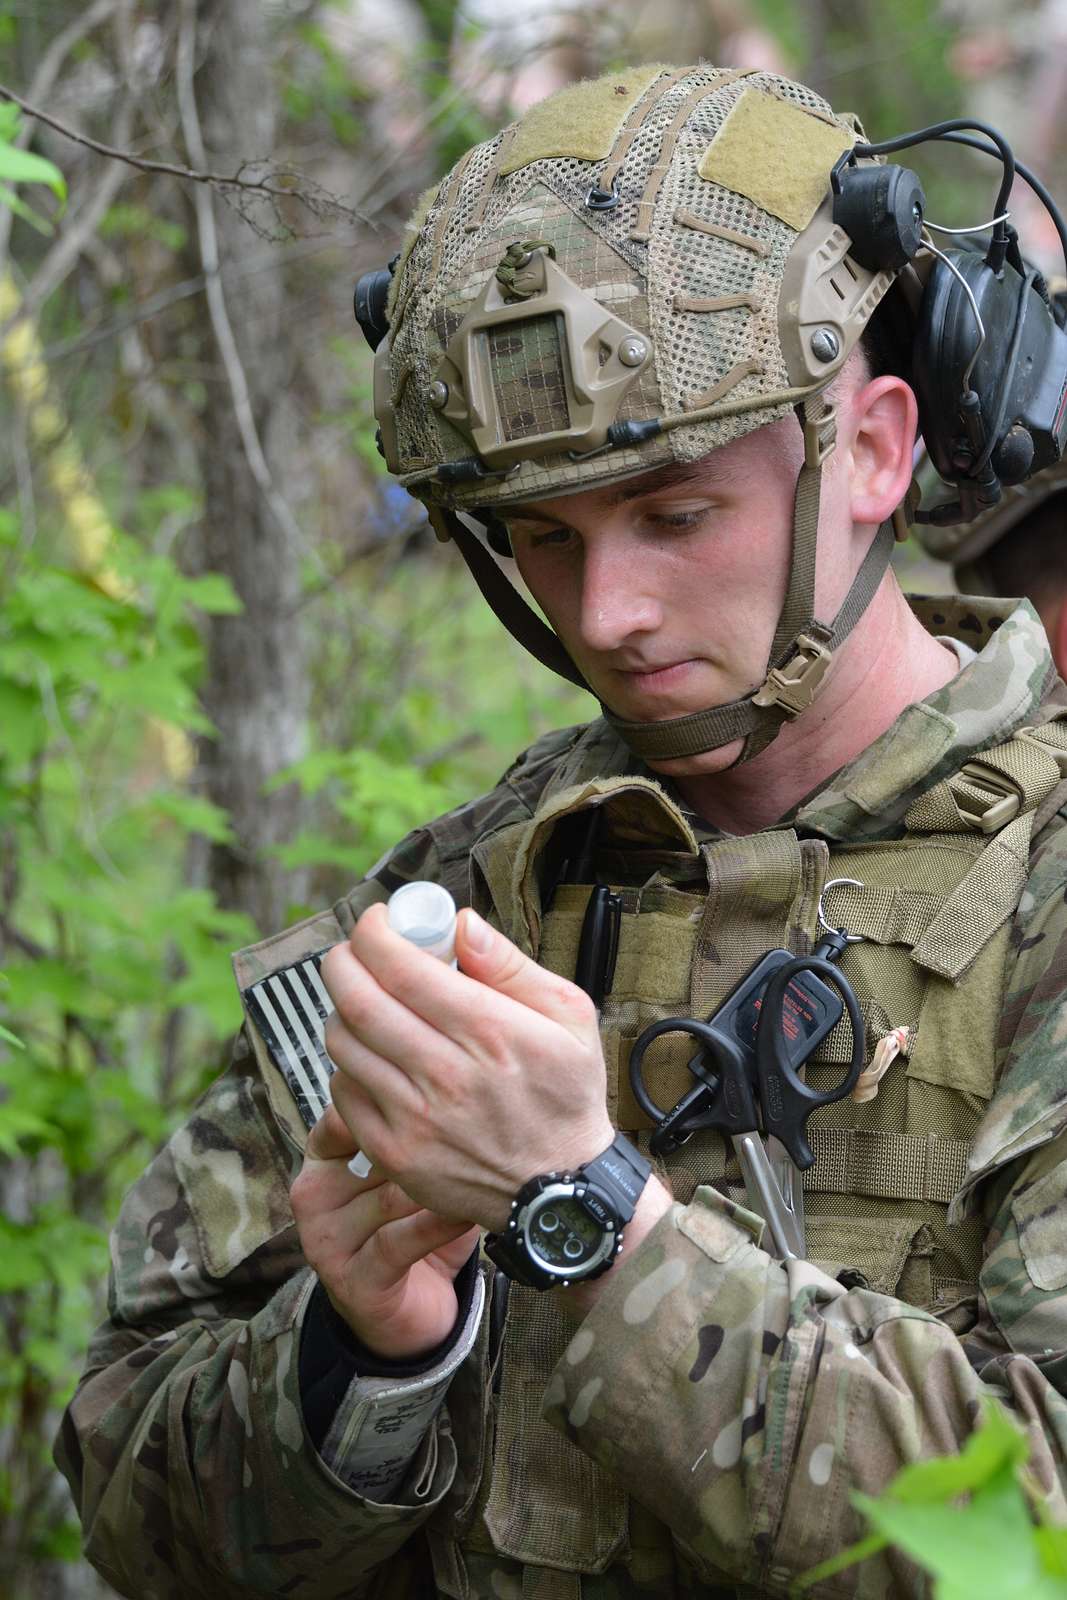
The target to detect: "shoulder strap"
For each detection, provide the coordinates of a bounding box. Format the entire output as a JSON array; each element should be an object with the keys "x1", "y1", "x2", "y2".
[{"x1": 902, "y1": 717, "x2": 1067, "y2": 981}]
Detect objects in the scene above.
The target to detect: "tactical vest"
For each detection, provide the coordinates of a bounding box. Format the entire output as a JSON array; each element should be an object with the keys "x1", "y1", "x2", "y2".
[{"x1": 425, "y1": 714, "x2": 1067, "y2": 1597}]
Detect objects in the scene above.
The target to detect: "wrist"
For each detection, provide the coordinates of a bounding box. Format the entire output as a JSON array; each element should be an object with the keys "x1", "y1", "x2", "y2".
[{"x1": 559, "y1": 1175, "x2": 673, "y2": 1315}]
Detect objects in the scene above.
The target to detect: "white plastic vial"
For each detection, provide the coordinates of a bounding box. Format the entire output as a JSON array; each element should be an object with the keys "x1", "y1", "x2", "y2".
[
  {"x1": 386, "y1": 880, "x2": 458, "y2": 966},
  {"x1": 347, "y1": 882, "x2": 459, "y2": 1178}
]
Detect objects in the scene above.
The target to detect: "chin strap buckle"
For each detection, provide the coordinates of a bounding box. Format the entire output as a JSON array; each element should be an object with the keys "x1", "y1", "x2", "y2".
[
  {"x1": 802, "y1": 401, "x2": 837, "y2": 469},
  {"x1": 752, "y1": 629, "x2": 833, "y2": 717}
]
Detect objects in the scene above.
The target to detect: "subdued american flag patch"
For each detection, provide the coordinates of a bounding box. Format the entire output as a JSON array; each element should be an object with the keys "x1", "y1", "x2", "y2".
[{"x1": 242, "y1": 951, "x2": 336, "y2": 1129}]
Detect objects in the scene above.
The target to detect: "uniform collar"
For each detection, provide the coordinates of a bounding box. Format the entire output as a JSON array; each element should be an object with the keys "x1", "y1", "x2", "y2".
[{"x1": 793, "y1": 595, "x2": 1057, "y2": 842}]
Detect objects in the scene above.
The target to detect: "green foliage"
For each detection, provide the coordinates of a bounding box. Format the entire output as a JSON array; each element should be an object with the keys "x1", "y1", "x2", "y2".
[
  {"x1": 0, "y1": 102, "x2": 65, "y2": 232},
  {"x1": 282, "y1": 23, "x2": 368, "y2": 145},
  {"x1": 796, "y1": 1405, "x2": 1067, "y2": 1598},
  {"x1": 0, "y1": 494, "x2": 256, "y2": 1573},
  {"x1": 274, "y1": 536, "x2": 590, "y2": 917},
  {"x1": 100, "y1": 202, "x2": 186, "y2": 254}
]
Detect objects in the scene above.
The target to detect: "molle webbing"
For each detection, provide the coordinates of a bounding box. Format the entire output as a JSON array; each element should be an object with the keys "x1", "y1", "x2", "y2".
[
  {"x1": 458, "y1": 746, "x2": 1057, "y2": 1583},
  {"x1": 643, "y1": 1124, "x2": 972, "y2": 1209},
  {"x1": 808, "y1": 1127, "x2": 971, "y2": 1205}
]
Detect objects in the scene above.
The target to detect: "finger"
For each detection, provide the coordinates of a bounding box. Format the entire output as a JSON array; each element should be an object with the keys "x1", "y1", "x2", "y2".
[
  {"x1": 313, "y1": 1179, "x2": 429, "y2": 1265},
  {"x1": 305, "y1": 1100, "x2": 362, "y2": 1163},
  {"x1": 454, "y1": 907, "x2": 597, "y2": 1039},
  {"x1": 329, "y1": 1069, "x2": 390, "y2": 1165},
  {"x1": 434, "y1": 1224, "x2": 483, "y2": 1273},
  {"x1": 353, "y1": 901, "x2": 592, "y2": 1045},
  {"x1": 302, "y1": 1103, "x2": 389, "y2": 1206},
  {"x1": 321, "y1": 935, "x2": 458, "y2": 1078},
  {"x1": 323, "y1": 1016, "x2": 426, "y2": 1125},
  {"x1": 372, "y1": 1210, "x2": 480, "y2": 1278}
]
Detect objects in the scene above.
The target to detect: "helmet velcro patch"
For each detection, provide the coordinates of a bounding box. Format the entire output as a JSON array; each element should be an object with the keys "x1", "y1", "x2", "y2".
[
  {"x1": 698, "y1": 88, "x2": 854, "y2": 233},
  {"x1": 499, "y1": 64, "x2": 668, "y2": 175}
]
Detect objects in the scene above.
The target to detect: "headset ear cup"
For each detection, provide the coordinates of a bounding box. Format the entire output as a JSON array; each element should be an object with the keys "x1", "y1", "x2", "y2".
[{"x1": 832, "y1": 163, "x2": 925, "y2": 271}]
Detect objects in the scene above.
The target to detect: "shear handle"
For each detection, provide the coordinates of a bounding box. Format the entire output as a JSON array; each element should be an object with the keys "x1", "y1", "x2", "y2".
[
  {"x1": 628, "y1": 1018, "x2": 757, "y2": 1136},
  {"x1": 754, "y1": 956, "x2": 865, "y2": 1171}
]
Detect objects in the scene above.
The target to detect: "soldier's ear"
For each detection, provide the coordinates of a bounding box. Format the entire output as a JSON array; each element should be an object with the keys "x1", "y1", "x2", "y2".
[{"x1": 847, "y1": 375, "x2": 917, "y2": 529}]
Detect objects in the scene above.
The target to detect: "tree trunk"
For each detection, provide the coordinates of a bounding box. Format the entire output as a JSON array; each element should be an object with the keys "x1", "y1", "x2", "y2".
[{"x1": 181, "y1": 0, "x2": 310, "y2": 936}]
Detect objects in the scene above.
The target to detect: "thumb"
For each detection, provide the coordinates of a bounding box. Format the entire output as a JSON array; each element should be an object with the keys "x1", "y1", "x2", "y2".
[{"x1": 456, "y1": 908, "x2": 595, "y2": 1036}]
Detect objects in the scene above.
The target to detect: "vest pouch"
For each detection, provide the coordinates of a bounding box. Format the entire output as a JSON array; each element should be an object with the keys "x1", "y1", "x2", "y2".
[
  {"x1": 802, "y1": 1213, "x2": 931, "y2": 1297},
  {"x1": 476, "y1": 1286, "x2": 629, "y2": 1573}
]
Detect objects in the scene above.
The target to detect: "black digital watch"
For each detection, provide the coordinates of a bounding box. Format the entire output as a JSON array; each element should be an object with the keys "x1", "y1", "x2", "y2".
[{"x1": 484, "y1": 1133, "x2": 652, "y2": 1290}]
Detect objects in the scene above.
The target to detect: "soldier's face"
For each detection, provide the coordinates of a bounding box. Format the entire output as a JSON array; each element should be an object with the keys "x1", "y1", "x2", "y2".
[{"x1": 506, "y1": 415, "x2": 836, "y2": 738}]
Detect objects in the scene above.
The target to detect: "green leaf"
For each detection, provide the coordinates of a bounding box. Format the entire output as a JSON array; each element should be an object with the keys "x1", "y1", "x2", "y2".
[
  {"x1": 145, "y1": 791, "x2": 236, "y2": 844},
  {"x1": 0, "y1": 138, "x2": 65, "y2": 196},
  {"x1": 792, "y1": 1531, "x2": 888, "y2": 1591},
  {"x1": 0, "y1": 180, "x2": 54, "y2": 233},
  {"x1": 1036, "y1": 1525, "x2": 1067, "y2": 1578},
  {"x1": 888, "y1": 1402, "x2": 1029, "y2": 1503},
  {"x1": 0, "y1": 1104, "x2": 54, "y2": 1155},
  {"x1": 179, "y1": 572, "x2": 243, "y2": 615},
  {"x1": 0, "y1": 678, "x2": 44, "y2": 763},
  {"x1": 855, "y1": 1465, "x2": 1039, "y2": 1595},
  {"x1": 0, "y1": 1020, "x2": 25, "y2": 1050}
]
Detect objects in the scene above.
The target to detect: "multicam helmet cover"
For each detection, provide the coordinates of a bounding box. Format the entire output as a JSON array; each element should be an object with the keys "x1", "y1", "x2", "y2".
[
  {"x1": 373, "y1": 64, "x2": 909, "y2": 763},
  {"x1": 377, "y1": 63, "x2": 894, "y2": 510}
]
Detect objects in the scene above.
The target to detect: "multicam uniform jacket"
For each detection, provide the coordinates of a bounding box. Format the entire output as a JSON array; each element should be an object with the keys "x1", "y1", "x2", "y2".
[{"x1": 55, "y1": 597, "x2": 1067, "y2": 1599}]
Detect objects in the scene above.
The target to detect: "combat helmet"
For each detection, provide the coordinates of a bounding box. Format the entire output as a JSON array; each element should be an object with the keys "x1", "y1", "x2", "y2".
[{"x1": 363, "y1": 65, "x2": 921, "y2": 765}]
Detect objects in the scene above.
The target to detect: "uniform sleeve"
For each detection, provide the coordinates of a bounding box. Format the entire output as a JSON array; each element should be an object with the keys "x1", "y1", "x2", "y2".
[
  {"x1": 543, "y1": 827, "x2": 1067, "y2": 1598},
  {"x1": 53, "y1": 1039, "x2": 459, "y2": 1600},
  {"x1": 543, "y1": 1172, "x2": 1067, "y2": 1597}
]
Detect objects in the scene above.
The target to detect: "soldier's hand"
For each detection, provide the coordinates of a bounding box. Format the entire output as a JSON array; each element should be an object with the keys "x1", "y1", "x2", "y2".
[
  {"x1": 320, "y1": 903, "x2": 614, "y2": 1229},
  {"x1": 291, "y1": 1102, "x2": 479, "y2": 1361}
]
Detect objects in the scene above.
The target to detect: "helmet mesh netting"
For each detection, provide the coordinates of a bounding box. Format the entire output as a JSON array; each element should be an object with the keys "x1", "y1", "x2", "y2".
[{"x1": 388, "y1": 66, "x2": 852, "y2": 505}]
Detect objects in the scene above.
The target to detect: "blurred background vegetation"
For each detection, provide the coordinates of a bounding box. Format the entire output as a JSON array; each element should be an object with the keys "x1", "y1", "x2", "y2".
[{"x1": 1, "y1": 2, "x2": 1065, "y2": 1594}]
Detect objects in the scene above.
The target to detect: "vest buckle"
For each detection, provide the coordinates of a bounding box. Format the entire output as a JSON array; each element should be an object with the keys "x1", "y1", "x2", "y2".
[
  {"x1": 951, "y1": 762, "x2": 1021, "y2": 833},
  {"x1": 753, "y1": 630, "x2": 833, "y2": 717}
]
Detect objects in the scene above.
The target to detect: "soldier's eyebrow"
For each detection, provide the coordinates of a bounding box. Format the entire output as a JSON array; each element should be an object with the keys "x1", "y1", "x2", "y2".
[{"x1": 497, "y1": 459, "x2": 731, "y2": 525}]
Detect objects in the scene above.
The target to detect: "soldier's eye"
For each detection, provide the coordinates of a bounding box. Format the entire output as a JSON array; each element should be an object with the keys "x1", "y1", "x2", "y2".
[
  {"x1": 528, "y1": 526, "x2": 575, "y2": 549},
  {"x1": 645, "y1": 510, "x2": 707, "y2": 531}
]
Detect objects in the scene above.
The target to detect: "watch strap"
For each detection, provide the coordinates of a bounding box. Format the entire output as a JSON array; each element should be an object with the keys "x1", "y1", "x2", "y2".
[{"x1": 582, "y1": 1132, "x2": 651, "y2": 1223}]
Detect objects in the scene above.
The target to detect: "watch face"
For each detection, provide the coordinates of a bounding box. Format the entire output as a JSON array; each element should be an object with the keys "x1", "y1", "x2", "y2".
[{"x1": 520, "y1": 1183, "x2": 616, "y2": 1280}]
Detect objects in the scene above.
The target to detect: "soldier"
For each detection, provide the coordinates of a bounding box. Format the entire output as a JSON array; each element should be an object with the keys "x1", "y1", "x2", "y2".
[
  {"x1": 56, "y1": 64, "x2": 1067, "y2": 1599},
  {"x1": 917, "y1": 456, "x2": 1067, "y2": 674}
]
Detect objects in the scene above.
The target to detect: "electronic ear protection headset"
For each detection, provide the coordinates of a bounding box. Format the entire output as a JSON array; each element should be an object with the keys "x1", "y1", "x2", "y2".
[
  {"x1": 832, "y1": 119, "x2": 1067, "y2": 526},
  {"x1": 355, "y1": 116, "x2": 1067, "y2": 533}
]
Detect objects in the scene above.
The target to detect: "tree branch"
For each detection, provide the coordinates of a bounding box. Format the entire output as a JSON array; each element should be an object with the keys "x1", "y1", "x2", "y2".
[{"x1": 0, "y1": 81, "x2": 370, "y2": 233}]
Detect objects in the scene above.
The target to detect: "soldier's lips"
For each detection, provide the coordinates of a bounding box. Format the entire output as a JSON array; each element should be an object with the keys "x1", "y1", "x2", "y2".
[{"x1": 613, "y1": 658, "x2": 698, "y2": 692}]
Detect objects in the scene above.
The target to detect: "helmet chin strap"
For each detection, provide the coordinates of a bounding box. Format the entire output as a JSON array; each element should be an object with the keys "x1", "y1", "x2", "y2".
[{"x1": 435, "y1": 397, "x2": 897, "y2": 766}]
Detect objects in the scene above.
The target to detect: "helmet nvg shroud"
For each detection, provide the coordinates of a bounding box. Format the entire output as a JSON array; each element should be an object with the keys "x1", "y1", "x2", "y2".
[{"x1": 355, "y1": 64, "x2": 1067, "y2": 764}]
